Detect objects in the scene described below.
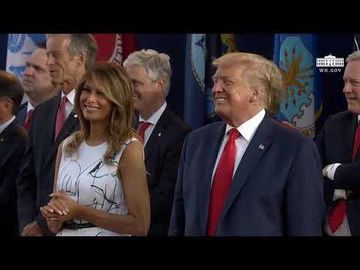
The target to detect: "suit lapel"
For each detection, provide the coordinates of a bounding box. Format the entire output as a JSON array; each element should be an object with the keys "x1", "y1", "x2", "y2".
[
  {"x1": 45, "y1": 111, "x2": 79, "y2": 165},
  {"x1": 40, "y1": 95, "x2": 60, "y2": 165},
  {"x1": 347, "y1": 114, "x2": 360, "y2": 161},
  {"x1": 144, "y1": 110, "x2": 169, "y2": 160},
  {"x1": 55, "y1": 111, "x2": 79, "y2": 144},
  {"x1": 16, "y1": 102, "x2": 27, "y2": 126},
  {"x1": 143, "y1": 108, "x2": 175, "y2": 162},
  {"x1": 42, "y1": 95, "x2": 60, "y2": 146},
  {"x1": 220, "y1": 114, "x2": 274, "y2": 220}
]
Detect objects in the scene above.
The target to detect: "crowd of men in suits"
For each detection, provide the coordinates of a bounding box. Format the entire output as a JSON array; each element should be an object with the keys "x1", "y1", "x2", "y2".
[{"x1": 1, "y1": 33, "x2": 360, "y2": 236}]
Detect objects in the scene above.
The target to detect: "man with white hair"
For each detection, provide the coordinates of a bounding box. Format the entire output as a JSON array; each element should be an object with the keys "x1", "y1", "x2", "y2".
[{"x1": 123, "y1": 49, "x2": 191, "y2": 236}]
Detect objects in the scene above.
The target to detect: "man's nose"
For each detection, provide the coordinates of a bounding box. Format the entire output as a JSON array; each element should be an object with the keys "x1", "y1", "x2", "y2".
[
  {"x1": 343, "y1": 82, "x2": 352, "y2": 93},
  {"x1": 23, "y1": 66, "x2": 33, "y2": 77}
]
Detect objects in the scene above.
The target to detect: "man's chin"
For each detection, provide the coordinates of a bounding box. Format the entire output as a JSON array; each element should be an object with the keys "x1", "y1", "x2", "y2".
[
  {"x1": 23, "y1": 88, "x2": 34, "y2": 94},
  {"x1": 348, "y1": 106, "x2": 360, "y2": 115},
  {"x1": 133, "y1": 102, "x2": 142, "y2": 113},
  {"x1": 214, "y1": 111, "x2": 226, "y2": 122}
]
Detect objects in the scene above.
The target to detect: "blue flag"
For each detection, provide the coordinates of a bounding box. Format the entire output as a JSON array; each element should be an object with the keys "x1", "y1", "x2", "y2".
[
  {"x1": 6, "y1": 34, "x2": 47, "y2": 78},
  {"x1": 183, "y1": 34, "x2": 207, "y2": 129},
  {"x1": 273, "y1": 34, "x2": 322, "y2": 138}
]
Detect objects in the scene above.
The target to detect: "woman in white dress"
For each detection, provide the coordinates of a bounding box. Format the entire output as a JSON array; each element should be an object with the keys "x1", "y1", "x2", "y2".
[{"x1": 40, "y1": 62, "x2": 150, "y2": 236}]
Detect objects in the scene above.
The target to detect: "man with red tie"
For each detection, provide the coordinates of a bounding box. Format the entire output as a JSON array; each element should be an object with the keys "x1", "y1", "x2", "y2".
[
  {"x1": 17, "y1": 34, "x2": 98, "y2": 236},
  {"x1": 17, "y1": 44, "x2": 60, "y2": 131},
  {"x1": 317, "y1": 50, "x2": 360, "y2": 236},
  {"x1": 169, "y1": 52, "x2": 324, "y2": 236},
  {"x1": 123, "y1": 49, "x2": 191, "y2": 236}
]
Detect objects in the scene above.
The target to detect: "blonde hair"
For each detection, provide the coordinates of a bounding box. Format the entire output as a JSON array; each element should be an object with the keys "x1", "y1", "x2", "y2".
[
  {"x1": 64, "y1": 62, "x2": 139, "y2": 163},
  {"x1": 213, "y1": 52, "x2": 286, "y2": 116}
]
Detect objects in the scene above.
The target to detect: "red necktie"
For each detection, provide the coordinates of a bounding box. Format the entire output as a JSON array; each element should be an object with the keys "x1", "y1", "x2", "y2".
[
  {"x1": 207, "y1": 128, "x2": 240, "y2": 236},
  {"x1": 137, "y1": 121, "x2": 151, "y2": 143},
  {"x1": 23, "y1": 109, "x2": 34, "y2": 130},
  {"x1": 352, "y1": 123, "x2": 360, "y2": 160},
  {"x1": 54, "y1": 96, "x2": 67, "y2": 140},
  {"x1": 328, "y1": 122, "x2": 360, "y2": 233}
]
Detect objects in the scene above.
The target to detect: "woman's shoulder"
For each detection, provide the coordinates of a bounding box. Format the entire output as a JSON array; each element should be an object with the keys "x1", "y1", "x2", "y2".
[
  {"x1": 123, "y1": 137, "x2": 140, "y2": 146},
  {"x1": 113, "y1": 137, "x2": 141, "y2": 162}
]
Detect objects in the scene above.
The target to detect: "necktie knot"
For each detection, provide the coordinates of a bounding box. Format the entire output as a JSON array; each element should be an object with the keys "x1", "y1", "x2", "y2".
[
  {"x1": 61, "y1": 96, "x2": 67, "y2": 106},
  {"x1": 24, "y1": 109, "x2": 34, "y2": 130},
  {"x1": 137, "y1": 121, "x2": 151, "y2": 143},
  {"x1": 228, "y1": 128, "x2": 240, "y2": 140}
]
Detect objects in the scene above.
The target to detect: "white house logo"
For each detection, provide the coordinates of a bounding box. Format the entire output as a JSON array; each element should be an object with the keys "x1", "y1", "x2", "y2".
[{"x1": 316, "y1": 54, "x2": 344, "y2": 73}]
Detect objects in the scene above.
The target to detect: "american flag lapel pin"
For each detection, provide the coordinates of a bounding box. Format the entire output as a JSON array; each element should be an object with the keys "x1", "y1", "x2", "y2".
[{"x1": 258, "y1": 144, "x2": 264, "y2": 150}]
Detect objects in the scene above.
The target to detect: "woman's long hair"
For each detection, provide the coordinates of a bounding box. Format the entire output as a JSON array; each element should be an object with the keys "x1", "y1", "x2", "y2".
[{"x1": 64, "y1": 62, "x2": 140, "y2": 164}]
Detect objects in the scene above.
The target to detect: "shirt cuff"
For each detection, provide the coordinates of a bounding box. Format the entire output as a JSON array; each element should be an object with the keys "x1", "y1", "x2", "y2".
[
  {"x1": 333, "y1": 189, "x2": 347, "y2": 201},
  {"x1": 324, "y1": 163, "x2": 341, "y2": 180}
]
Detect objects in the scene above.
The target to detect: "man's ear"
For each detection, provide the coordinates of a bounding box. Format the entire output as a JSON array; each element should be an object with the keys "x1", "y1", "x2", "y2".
[
  {"x1": 250, "y1": 87, "x2": 264, "y2": 103},
  {"x1": 77, "y1": 52, "x2": 86, "y2": 66},
  {"x1": 2, "y1": 97, "x2": 14, "y2": 111},
  {"x1": 156, "y1": 79, "x2": 166, "y2": 95}
]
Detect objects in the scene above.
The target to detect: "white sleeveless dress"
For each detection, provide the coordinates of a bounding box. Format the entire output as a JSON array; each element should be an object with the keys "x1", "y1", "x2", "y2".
[{"x1": 56, "y1": 136, "x2": 137, "y2": 236}]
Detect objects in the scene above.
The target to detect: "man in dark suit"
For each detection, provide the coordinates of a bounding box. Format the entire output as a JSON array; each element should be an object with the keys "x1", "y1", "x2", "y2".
[
  {"x1": 123, "y1": 49, "x2": 191, "y2": 236},
  {"x1": 169, "y1": 52, "x2": 324, "y2": 236},
  {"x1": 0, "y1": 71, "x2": 26, "y2": 236},
  {"x1": 17, "y1": 34, "x2": 97, "y2": 236},
  {"x1": 17, "y1": 45, "x2": 59, "y2": 129},
  {"x1": 316, "y1": 50, "x2": 360, "y2": 236}
]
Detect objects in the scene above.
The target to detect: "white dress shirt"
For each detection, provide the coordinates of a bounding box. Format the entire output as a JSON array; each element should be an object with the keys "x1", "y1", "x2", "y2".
[{"x1": 26, "y1": 102, "x2": 34, "y2": 114}]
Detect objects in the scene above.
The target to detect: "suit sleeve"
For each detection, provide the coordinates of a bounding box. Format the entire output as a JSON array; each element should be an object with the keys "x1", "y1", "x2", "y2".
[
  {"x1": 333, "y1": 162, "x2": 360, "y2": 189},
  {"x1": 168, "y1": 134, "x2": 188, "y2": 236},
  {"x1": 286, "y1": 138, "x2": 325, "y2": 236},
  {"x1": 150, "y1": 125, "x2": 188, "y2": 227},
  {"x1": 0, "y1": 133, "x2": 26, "y2": 234},
  {"x1": 149, "y1": 134, "x2": 184, "y2": 220},
  {"x1": 16, "y1": 128, "x2": 38, "y2": 232}
]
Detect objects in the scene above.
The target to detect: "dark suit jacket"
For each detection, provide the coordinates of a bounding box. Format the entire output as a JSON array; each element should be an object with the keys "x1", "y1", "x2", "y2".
[
  {"x1": 0, "y1": 120, "x2": 27, "y2": 236},
  {"x1": 17, "y1": 94, "x2": 80, "y2": 233},
  {"x1": 142, "y1": 108, "x2": 191, "y2": 235},
  {"x1": 315, "y1": 110, "x2": 360, "y2": 235},
  {"x1": 16, "y1": 102, "x2": 27, "y2": 126},
  {"x1": 169, "y1": 113, "x2": 324, "y2": 236}
]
